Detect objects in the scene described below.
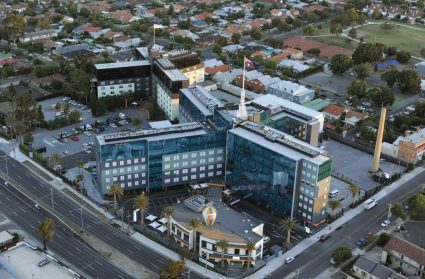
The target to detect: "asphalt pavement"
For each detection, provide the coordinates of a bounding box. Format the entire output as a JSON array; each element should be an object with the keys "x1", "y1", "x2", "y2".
[
  {"x1": 268, "y1": 170, "x2": 425, "y2": 279},
  {"x1": 0, "y1": 151, "x2": 204, "y2": 279},
  {"x1": 0, "y1": 177, "x2": 131, "y2": 279}
]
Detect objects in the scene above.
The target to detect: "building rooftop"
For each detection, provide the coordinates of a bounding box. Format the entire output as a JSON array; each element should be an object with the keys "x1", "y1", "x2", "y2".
[
  {"x1": 97, "y1": 122, "x2": 206, "y2": 145},
  {"x1": 231, "y1": 121, "x2": 328, "y2": 163},
  {"x1": 155, "y1": 58, "x2": 188, "y2": 81},
  {"x1": 0, "y1": 242, "x2": 76, "y2": 279},
  {"x1": 94, "y1": 60, "x2": 150, "y2": 70},
  {"x1": 173, "y1": 196, "x2": 263, "y2": 243},
  {"x1": 180, "y1": 86, "x2": 224, "y2": 117},
  {"x1": 384, "y1": 236, "x2": 425, "y2": 266},
  {"x1": 394, "y1": 127, "x2": 425, "y2": 146}
]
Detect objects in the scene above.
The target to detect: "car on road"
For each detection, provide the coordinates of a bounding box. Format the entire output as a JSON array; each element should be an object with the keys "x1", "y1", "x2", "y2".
[
  {"x1": 110, "y1": 123, "x2": 117, "y2": 128},
  {"x1": 88, "y1": 141, "x2": 95, "y2": 147},
  {"x1": 320, "y1": 94, "x2": 327, "y2": 98},
  {"x1": 319, "y1": 234, "x2": 331, "y2": 242},
  {"x1": 35, "y1": 203, "x2": 40, "y2": 209},
  {"x1": 335, "y1": 93, "x2": 342, "y2": 97},
  {"x1": 356, "y1": 238, "x2": 366, "y2": 246},
  {"x1": 381, "y1": 220, "x2": 391, "y2": 227},
  {"x1": 83, "y1": 143, "x2": 90, "y2": 148},
  {"x1": 71, "y1": 135, "x2": 79, "y2": 141},
  {"x1": 285, "y1": 257, "x2": 294, "y2": 264},
  {"x1": 84, "y1": 131, "x2": 91, "y2": 136},
  {"x1": 84, "y1": 149, "x2": 92, "y2": 154}
]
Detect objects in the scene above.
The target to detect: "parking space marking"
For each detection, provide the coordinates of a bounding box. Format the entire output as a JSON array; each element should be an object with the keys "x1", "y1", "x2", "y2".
[{"x1": 43, "y1": 139, "x2": 55, "y2": 147}]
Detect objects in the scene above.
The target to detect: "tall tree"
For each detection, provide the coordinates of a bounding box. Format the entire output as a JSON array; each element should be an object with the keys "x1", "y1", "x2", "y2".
[
  {"x1": 159, "y1": 258, "x2": 186, "y2": 279},
  {"x1": 330, "y1": 54, "x2": 352, "y2": 75},
  {"x1": 348, "y1": 184, "x2": 360, "y2": 207},
  {"x1": 347, "y1": 79, "x2": 368, "y2": 98},
  {"x1": 353, "y1": 63, "x2": 372, "y2": 79},
  {"x1": 331, "y1": 245, "x2": 352, "y2": 266},
  {"x1": 50, "y1": 153, "x2": 61, "y2": 171},
  {"x1": 245, "y1": 241, "x2": 256, "y2": 269},
  {"x1": 134, "y1": 192, "x2": 149, "y2": 225},
  {"x1": 398, "y1": 70, "x2": 421, "y2": 93},
  {"x1": 189, "y1": 217, "x2": 201, "y2": 251},
  {"x1": 216, "y1": 239, "x2": 229, "y2": 268},
  {"x1": 328, "y1": 200, "x2": 341, "y2": 217},
  {"x1": 348, "y1": 28, "x2": 357, "y2": 39},
  {"x1": 108, "y1": 183, "x2": 123, "y2": 210},
  {"x1": 279, "y1": 218, "x2": 298, "y2": 245},
  {"x1": 1, "y1": 13, "x2": 26, "y2": 42},
  {"x1": 369, "y1": 86, "x2": 395, "y2": 107},
  {"x1": 381, "y1": 69, "x2": 399, "y2": 87},
  {"x1": 36, "y1": 218, "x2": 56, "y2": 250},
  {"x1": 162, "y1": 206, "x2": 174, "y2": 237}
]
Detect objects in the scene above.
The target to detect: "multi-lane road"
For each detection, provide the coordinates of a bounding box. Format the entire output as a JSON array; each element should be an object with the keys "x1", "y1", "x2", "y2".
[
  {"x1": 268, "y1": 170, "x2": 425, "y2": 279},
  {"x1": 0, "y1": 177, "x2": 131, "y2": 279},
  {"x1": 0, "y1": 151, "x2": 203, "y2": 279}
]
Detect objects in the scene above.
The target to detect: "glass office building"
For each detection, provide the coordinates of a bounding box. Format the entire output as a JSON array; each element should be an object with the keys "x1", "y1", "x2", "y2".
[
  {"x1": 226, "y1": 121, "x2": 332, "y2": 225},
  {"x1": 95, "y1": 122, "x2": 226, "y2": 195}
]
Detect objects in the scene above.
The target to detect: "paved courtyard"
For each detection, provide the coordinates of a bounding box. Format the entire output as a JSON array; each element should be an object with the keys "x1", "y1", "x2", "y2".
[{"x1": 324, "y1": 140, "x2": 403, "y2": 191}]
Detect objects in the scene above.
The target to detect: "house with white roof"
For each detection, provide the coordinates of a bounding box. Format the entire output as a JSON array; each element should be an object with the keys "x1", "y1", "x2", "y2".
[{"x1": 266, "y1": 80, "x2": 315, "y2": 104}]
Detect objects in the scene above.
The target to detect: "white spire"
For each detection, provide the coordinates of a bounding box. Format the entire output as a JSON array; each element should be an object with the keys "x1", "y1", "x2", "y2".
[{"x1": 237, "y1": 57, "x2": 248, "y2": 120}]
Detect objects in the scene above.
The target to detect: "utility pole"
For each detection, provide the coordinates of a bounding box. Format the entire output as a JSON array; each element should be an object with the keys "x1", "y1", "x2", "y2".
[{"x1": 387, "y1": 203, "x2": 392, "y2": 222}]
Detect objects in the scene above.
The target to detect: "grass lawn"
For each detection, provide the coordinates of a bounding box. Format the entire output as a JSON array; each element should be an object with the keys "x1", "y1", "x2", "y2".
[
  {"x1": 356, "y1": 22, "x2": 425, "y2": 58},
  {"x1": 306, "y1": 22, "x2": 358, "y2": 49}
]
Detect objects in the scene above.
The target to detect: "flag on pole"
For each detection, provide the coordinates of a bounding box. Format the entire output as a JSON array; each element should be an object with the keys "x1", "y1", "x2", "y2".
[{"x1": 244, "y1": 57, "x2": 255, "y2": 69}]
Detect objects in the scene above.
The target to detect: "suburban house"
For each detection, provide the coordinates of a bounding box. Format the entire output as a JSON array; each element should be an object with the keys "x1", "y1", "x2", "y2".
[
  {"x1": 323, "y1": 104, "x2": 345, "y2": 120},
  {"x1": 278, "y1": 59, "x2": 310, "y2": 73},
  {"x1": 414, "y1": 61, "x2": 425, "y2": 78},
  {"x1": 381, "y1": 236, "x2": 425, "y2": 277},
  {"x1": 323, "y1": 104, "x2": 367, "y2": 126},
  {"x1": 266, "y1": 80, "x2": 315, "y2": 104},
  {"x1": 19, "y1": 29, "x2": 58, "y2": 43},
  {"x1": 204, "y1": 59, "x2": 230, "y2": 75},
  {"x1": 353, "y1": 256, "x2": 406, "y2": 279}
]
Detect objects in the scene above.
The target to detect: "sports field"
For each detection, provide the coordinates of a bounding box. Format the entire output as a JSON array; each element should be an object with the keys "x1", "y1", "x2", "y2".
[{"x1": 356, "y1": 22, "x2": 425, "y2": 58}]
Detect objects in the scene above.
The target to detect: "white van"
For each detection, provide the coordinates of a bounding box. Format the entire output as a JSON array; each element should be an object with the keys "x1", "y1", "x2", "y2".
[
  {"x1": 119, "y1": 113, "x2": 126, "y2": 119},
  {"x1": 364, "y1": 198, "x2": 377, "y2": 210},
  {"x1": 328, "y1": 190, "x2": 339, "y2": 198}
]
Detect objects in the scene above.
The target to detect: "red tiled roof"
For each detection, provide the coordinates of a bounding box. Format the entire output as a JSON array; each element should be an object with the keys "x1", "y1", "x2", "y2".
[
  {"x1": 346, "y1": 110, "x2": 367, "y2": 120},
  {"x1": 384, "y1": 237, "x2": 425, "y2": 266},
  {"x1": 324, "y1": 104, "x2": 345, "y2": 116}
]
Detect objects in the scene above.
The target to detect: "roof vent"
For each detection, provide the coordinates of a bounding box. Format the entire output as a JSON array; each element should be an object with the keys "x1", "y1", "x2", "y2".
[{"x1": 244, "y1": 230, "x2": 248, "y2": 234}]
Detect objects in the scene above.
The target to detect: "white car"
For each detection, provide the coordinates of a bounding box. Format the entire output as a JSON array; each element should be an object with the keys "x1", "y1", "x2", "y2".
[
  {"x1": 110, "y1": 123, "x2": 117, "y2": 128},
  {"x1": 84, "y1": 149, "x2": 92, "y2": 154},
  {"x1": 84, "y1": 131, "x2": 91, "y2": 136},
  {"x1": 381, "y1": 220, "x2": 391, "y2": 227},
  {"x1": 285, "y1": 257, "x2": 294, "y2": 264},
  {"x1": 83, "y1": 143, "x2": 90, "y2": 148}
]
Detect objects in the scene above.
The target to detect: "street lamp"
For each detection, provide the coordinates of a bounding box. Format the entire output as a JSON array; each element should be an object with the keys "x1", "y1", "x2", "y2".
[{"x1": 69, "y1": 208, "x2": 84, "y2": 234}]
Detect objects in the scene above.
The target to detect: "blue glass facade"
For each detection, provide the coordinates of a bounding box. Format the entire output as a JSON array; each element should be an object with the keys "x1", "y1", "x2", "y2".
[
  {"x1": 100, "y1": 141, "x2": 147, "y2": 160},
  {"x1": 225, "y1": 132, "x2": 297, "y2": 216},
  {"x1": 148, "y1": 131, "x2": 226, "y2": 189}
]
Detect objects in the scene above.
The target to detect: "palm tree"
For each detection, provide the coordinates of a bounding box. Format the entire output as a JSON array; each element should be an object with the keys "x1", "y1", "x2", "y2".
[
  {"x1": 162, "y1": 206, "x2": 174, "y2": 237},
  {"x1": 134, "y1": 192, "x2": 149, "y2": 225},
  {"x1": 328, "y1": 200, "x2": 342, "y2": 217},
  {"x1": 108, "y1": 183, "x2": 123, "y2": 210},
  {"x1": 348, "y1": 184, "x2": 360, "y2": 207},
  {"x1": 36, "y1": 218, "x2": 56, "y2": 250},
  {"x1": 50, "y1": 153, "x2": 61, "y2": 172},
  {"x1": 279, "y1": 217, "x2": 298, "y2": 245},
  {"x1": 216, "y1": 239, "x2": 228, "y2": 268},
  {"x1": 245, "y1": 241, "x2": 256, "y2": 269},
  {"x1": 189, "y1": 217, "x2": 201, "y2": 251}
]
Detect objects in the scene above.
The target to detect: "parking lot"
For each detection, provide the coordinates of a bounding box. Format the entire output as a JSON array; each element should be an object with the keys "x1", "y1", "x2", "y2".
[
  {"x1": 324, "y1": 140, "x2": 403, "y2": 191},
  {"x1": 329, "y1": 177, "x2": 364, "y2": 211},
  {"x1": 33, "y1": 96, "x2": 150, "y2": 168}
]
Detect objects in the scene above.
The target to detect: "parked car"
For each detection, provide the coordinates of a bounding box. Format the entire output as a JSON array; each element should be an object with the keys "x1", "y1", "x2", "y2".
[
  {"x1": 83, "y1": 143, "x2": 90, "y2": 148},
  {"x1": 84, "y1": 131, "x2": 91, "y2": 136},
  {"x1": 285, "y1": 257, "x2": 295, "y2": 264},
  {"x1": 88, "y1": 142, "x2": 95, "y2": 147},
  {"x1": 381, "y1": 220, "x2": 391, "y2": 228},
  {"x1": 70, "y1": 135, "x2": 79, "y2": 141},
  {"x1": 364, "y1": 232, "x2": 374, "y2": 240},
  {"x1": 356, "y1": 238, "x2": 366, "y2": 246},
  {"x1": 319, "y1": 234, "x2": 331, "y2": 242},
  {"x1": 110, "y1": 123, "x2": 117, "y2": 128}
]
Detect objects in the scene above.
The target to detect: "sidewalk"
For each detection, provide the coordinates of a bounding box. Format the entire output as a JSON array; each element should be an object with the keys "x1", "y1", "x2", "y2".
[
  {"x1": 246, "y1": 167, "x2": 425, "y2": 279},
  {"x1": 0, "y1": 138, "x2": 228, "y2": 278}
]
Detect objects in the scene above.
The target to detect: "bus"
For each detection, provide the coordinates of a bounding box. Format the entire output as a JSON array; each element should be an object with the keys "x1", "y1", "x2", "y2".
[{"x1": 364, "y1": 198, "x2": 377, "y2": 210}]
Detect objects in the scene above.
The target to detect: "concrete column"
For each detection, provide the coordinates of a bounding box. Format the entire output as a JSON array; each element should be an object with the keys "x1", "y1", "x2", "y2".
[{"x1": 371, "y1": 106, "x2": 387, "y2": 173}]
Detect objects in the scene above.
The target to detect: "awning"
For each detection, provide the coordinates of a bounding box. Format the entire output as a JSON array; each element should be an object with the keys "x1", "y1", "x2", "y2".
[
  {"x1": 149, "y1": 221, "x2": 160, "y2": 229},
  {"x1": 156, "y1": 225, "x2": 167, "y2": 233},
  {"x1": 158, "y1": 217, "x2": 167, "y2": 224},
  {"x1": 146, "y1": 214, "x2": 157, "y2": 222}
]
